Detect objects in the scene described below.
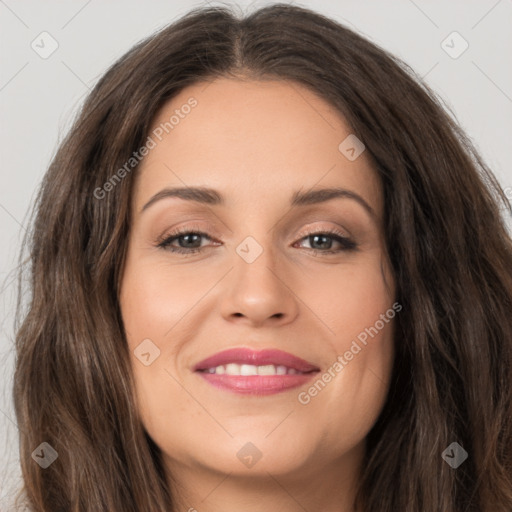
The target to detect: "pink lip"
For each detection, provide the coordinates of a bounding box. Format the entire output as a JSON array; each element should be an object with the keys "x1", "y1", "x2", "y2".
[
  {"x1": 193, "y1": 348, "x2": 320, "y2": 396},
  {"x1": 193, "y1": 348, "x2": 320, "y2": 372}
]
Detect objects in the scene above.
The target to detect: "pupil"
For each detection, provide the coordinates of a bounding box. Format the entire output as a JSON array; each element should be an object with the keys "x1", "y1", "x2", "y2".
[
  {"x1": 311, "y1": 234, "x2": 331, "y2": 249},
  {"x1": 181, "y1": 234, "x2": 200, "y2": 247}
]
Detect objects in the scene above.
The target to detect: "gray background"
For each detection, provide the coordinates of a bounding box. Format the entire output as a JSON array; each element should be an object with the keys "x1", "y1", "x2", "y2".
[{"x1": 1, "y1": 0, "x2": 511, "y2": 507}]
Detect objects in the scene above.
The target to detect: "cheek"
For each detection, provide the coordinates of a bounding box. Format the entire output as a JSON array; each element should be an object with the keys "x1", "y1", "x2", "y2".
[
  {"x1": 120, "y1": 258, "x2": 206, "y2": 345},
  {"x1": 293, "y1": 256, "x2": 396, "y2": 429},
  {"x1": 119, "y1": 251, "x2": 225, "y2": 428},
  {"x1": 295, "y1": 255, "x2": 395, "y2": 346},
  {"x1": 119, "y1": 259, "x2": 194, "y2": 437}
]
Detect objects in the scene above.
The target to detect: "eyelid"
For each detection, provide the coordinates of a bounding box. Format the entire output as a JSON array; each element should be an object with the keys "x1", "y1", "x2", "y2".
[
  {"x1": 156, "y1": 221, "x2": 351, "y2": 243},
  {"x1": 155, "y1": 222, "x2": 357, "y2": 255},
  {"x1": 295, "y1": 222, "x2": 352, "y2": 240}
]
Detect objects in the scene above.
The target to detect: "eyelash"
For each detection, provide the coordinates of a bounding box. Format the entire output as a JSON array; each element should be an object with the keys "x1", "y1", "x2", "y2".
[{"x1": 156, "y1": 226, "x2": 357, "y2": 256}]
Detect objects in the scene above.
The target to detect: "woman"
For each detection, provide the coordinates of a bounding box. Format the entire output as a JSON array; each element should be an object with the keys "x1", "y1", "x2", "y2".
[{"x1": 13, "y1": 3, "x2": 512, "y2": 511}]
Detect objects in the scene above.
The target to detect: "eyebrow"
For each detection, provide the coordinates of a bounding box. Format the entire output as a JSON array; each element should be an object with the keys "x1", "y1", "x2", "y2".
[{"x1": 140, "y1": 186, "x2": 376, "y2": 218}]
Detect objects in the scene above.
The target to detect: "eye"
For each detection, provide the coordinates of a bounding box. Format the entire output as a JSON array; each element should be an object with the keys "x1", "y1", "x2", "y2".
[
  {"x1": 294, "y1": 230, "x2": 357, "y2": 253},
  {"x1": 156, "y1": 229, "x2": 215, "y2": 255},
  {"x1": 156, "y1": 227, "x2": 357, "y2": 255}
]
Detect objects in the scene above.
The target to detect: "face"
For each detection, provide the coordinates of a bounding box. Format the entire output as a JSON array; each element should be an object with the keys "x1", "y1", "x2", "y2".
[{"x1": 119, "y1": 77, "x2": 396, "y2": 491}]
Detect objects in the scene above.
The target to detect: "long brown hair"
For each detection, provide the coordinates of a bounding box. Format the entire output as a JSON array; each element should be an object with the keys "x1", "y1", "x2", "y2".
[{"x1": 13, "y1": 3, "x2": 512, "y2": 511}]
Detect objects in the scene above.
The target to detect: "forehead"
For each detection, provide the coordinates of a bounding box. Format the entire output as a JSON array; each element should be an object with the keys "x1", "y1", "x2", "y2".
[{"x1": 133, "y1": 78, "x2": 382, "y2": 216}]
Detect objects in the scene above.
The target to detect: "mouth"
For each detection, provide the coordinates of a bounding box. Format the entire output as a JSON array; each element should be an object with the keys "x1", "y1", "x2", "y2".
[{"x1": 193, "y1": 347, "x2": 320, "y2": 395}]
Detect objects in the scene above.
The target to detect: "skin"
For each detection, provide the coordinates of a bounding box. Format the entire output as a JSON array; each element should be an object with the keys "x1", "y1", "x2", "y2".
[{"x1": 119, "y1": 77, "x2": 396, "y2": 512}]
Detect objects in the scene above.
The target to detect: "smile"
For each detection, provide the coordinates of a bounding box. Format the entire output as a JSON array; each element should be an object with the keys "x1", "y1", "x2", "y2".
[
  {"x1": 193, "y1": 348, "x2": 320, "y2": 395},
  {"x1": 201, "y1": 363, "x2": 305, "y2": 375}
]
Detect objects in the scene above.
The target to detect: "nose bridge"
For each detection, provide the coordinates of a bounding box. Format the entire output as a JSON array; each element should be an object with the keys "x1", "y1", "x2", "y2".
[
  {"x1": 234, "y1": 232, "x2": 282, "y2": 295},
  {"x1": 219, "y1": 230, "x2": 298, "y2": 325}
]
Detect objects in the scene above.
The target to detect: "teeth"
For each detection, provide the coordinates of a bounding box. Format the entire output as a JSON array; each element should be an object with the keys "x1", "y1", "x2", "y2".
[
  {"x1": 258, "y1": 365, "x2": 276, "y2": 375},
  {"x1": 240, "y1": 364, "x2": 258, "y2": 376},
  {"x1": 225, "y1": 363, "x2": 240, "y2": 375},
  {"x1": 205, "y1": 363, "x2": 303, "y2": 376},
  {"x1": 276, "y1": 365, "x2": 287, "y2": 375}
]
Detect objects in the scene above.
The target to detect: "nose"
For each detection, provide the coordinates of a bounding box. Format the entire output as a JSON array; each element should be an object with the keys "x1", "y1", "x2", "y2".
[{"x1": 219, "y1": 243, "x2": 299, "y2": 327}]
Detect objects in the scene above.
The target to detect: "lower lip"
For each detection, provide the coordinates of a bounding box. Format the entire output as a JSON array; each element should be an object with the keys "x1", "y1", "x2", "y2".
[{"x1": 196, "y1": 371, "x2": 319, "y2": 395}]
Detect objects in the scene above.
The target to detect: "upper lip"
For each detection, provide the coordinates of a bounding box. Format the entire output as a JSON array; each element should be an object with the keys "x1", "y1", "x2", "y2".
[{"x1": 193, "y1": 348, "x2": 320, "y2": 373}]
